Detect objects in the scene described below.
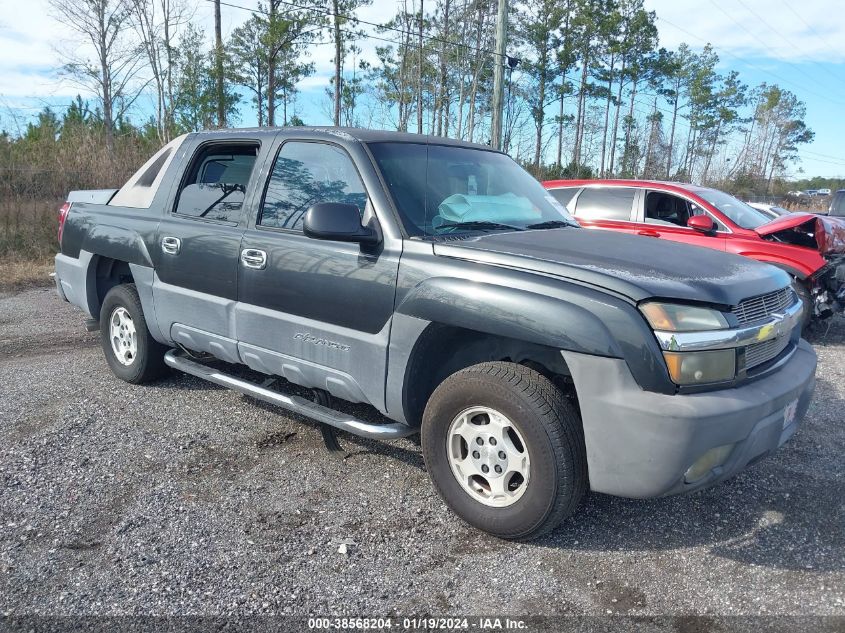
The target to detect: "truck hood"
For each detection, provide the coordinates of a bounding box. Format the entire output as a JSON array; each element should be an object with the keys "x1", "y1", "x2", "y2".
[
  {"x1": 755, "y1": 212, "x2": 845, "y2": 255},
  {"x1": 432, "y1": 228, "x2": 789, "y2": 306}
]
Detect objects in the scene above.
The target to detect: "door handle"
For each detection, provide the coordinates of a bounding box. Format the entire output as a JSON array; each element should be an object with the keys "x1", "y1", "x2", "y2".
[
  {"x1": 240, "y1": 248, "x2": 267, "y2": 270},
  {"x1": 161, "y1": 236, "x2": 182, "y2": 254},
  {"x1": 637, "y1": 229, "x2": 660, "y2": 238}
]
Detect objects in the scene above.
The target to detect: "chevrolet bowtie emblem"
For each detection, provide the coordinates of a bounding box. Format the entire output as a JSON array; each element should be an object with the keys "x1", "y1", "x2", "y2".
[{"x1": 758, "y1": 313, "x2": 787, "y2": 342}]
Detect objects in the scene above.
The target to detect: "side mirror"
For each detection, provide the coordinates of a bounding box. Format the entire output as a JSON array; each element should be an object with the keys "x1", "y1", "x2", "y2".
[
  {"x1": 687, "y1": 215, "x2": 715, "y2": 234},
  {"x1": 303, "y1": 202, "x2": 378, "y2": 244}
]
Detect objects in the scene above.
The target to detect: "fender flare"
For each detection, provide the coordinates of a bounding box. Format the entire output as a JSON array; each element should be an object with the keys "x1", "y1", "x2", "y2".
[
  {"x1": 395, "y1": 277, "x2": 624, "y2": 357},
  {"x1": 384, "y1": 276, "x2": 674, "y2": 423},
  {"x1": 82, "y1": 223, "x2": 154, "y2": 269}
]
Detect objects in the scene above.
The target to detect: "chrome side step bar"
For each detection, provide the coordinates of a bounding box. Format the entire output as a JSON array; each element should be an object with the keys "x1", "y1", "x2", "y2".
[{"x1": 164, "y1": 350, "x2": 416, "y2": 440}]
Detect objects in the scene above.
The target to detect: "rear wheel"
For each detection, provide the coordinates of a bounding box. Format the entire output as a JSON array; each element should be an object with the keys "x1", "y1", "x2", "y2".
[
  {"x1": 99, "y1": 284, "x2": 168, "y2": 384},
  {"x1": 421, "y1": 362, "x2": 587, "y2": 540}
]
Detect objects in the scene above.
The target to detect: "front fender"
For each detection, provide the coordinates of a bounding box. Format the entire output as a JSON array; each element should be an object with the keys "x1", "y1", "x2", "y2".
[
  {"x1": 395, "y1": 276, "x2": 621, "y2": 357},
  {"x1": 730, "y1": 244, "x2": 825, "y2": 281},
  {"x1": 394, "y1": 275, "x2": 673, "y2": 395}
]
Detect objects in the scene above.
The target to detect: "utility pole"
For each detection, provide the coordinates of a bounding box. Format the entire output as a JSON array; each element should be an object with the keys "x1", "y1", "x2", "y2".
[
  {"x1": 417, "y1": 0, "x2": 424, "y2": 134},
  {"x1": 490, "y1": 0, "x2": 507, "y2": 150},
  {"x1": 214, "y1": 0, "x2": 225, "y2": 127},
  {"x1": 333, "y1": 0, "x2": 342, "y2": 126}
]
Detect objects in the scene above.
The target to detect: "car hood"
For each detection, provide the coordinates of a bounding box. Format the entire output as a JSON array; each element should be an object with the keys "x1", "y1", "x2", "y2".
[
  {"x1": 755, "y1": 212, "x2": 845, "y2": 255},
  {"x1": 432, "y1": 228, "x2": 789, "y2": 305}
]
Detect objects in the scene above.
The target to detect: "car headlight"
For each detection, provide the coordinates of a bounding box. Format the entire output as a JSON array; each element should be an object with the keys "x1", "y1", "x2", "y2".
[
  {"x1": 640, "y1": 302, "x2": 734, "y2": 385},
  {"x1": 640, "y1": 302, "x2": 729, "y2": 331}
]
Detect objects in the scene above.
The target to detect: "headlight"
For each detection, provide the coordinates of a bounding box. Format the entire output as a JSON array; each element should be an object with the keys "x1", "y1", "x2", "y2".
[
  {"x1": 663, "y1": 349, "x2": 736, "y2": 385},
  {"x1": 640, "y1": 302, "x2": 729, "y2": 332}
]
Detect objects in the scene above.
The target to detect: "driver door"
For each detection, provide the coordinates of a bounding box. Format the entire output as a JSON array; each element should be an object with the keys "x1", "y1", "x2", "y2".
[{"x1": 235, "y1": 138, "x2": 400, "y2": 410}]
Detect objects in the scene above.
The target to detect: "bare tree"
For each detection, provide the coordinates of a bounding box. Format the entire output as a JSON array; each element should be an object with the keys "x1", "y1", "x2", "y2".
[
  {"x1": 125, "y1": 0, "x2": 192, "y2": 141},
  {"x1": 48, "y1": 0, "x2": 145, "y2": 151}
]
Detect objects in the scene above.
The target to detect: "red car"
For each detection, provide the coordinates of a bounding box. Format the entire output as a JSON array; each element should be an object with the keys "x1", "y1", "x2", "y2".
[{"x1": 543, "y1": 179, "x2": 845, "y2": 323}]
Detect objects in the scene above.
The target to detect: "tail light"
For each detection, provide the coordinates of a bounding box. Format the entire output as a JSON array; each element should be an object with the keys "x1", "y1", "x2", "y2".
[{"x1": 58, "y1": 201, "x2": 71, "y2": 245}]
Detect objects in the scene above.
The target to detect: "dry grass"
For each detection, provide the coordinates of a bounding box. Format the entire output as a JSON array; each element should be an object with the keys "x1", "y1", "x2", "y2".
[
  {"x1": 0, "y1": 257, "x2": 54, "y2": 292},
  {"x1": 0, "y1": 125, "x2": 157, "y2": 296},
  {"x1": 0, "y1": 198, "x2": 59, "y2": 293}
]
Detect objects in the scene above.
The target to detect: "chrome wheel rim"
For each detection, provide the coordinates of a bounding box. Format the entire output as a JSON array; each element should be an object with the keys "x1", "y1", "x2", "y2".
[
  {"x1": 109, "y1": 306, "x2": 137, "y2": 366},
  {"x1": 446, "y1": 406, "x2": 530, "y2": 508}
]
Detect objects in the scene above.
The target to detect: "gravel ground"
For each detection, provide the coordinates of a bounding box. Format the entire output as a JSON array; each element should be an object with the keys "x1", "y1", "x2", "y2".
[{"x1": 0, "y1": 287, "x2": 843, "y2": 619}]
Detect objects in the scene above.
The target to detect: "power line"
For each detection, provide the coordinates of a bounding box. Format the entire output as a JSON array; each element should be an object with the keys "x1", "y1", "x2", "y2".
[
  {"x1": 799, "y1": 149, "x2": 845, "y2": 165},
  {"x1": 796, "y1": 155, "x2": 845, "y2": 167},
  {"x1": 704, "y1": 0, "x2": 845, "y2": 105},
  {"x1": 732, "y1": 0, "x2": 845, "y2": 86},
  {"x1": 201, "y1": 0, "x2": 828, "y2": 171},
  {"x1": 206, "y1": 0, "x2": 505, "y2": 60},
  {"x1": 779, "y1": 0, "x2": 845, "y2": 74},
  {"x1": 656, "y1": 14, "x2": 845, "y2": 108}
]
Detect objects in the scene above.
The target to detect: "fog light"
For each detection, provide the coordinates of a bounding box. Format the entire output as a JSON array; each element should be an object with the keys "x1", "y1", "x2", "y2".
[{"x1": 684, "y1": 444, "x2": 735, "y2": 483}]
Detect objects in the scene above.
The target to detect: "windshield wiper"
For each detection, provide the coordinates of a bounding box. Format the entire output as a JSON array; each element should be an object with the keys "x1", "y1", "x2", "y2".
[
  {"x1": 525, "y1": 220, "x2": 575, "y2": 230},
  {"x1": 436, "y1": 221, "x2": 524, "y2": 233}
]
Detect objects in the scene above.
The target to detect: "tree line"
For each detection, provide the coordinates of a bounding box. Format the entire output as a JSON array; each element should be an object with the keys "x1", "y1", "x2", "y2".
[{"x1": 6, "y1": 0, "x2": 818, "y2": 194}]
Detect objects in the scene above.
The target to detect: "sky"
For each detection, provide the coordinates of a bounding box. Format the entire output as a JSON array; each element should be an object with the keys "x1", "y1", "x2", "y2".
[{"x1": 0, "y1": 0, "x2": 844, "y2": 179}]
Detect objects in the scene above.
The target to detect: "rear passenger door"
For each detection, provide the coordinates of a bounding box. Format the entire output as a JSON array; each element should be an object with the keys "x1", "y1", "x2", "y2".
[
  {"x1": 571, "y1": 186, "x2": 643, "y2": 236},
  {"x1": 153, "y1": 136, "x2": 267, "y2": 361},
  {"x1": 235, "y1": 138, "x2": 400, "y2": 411}
]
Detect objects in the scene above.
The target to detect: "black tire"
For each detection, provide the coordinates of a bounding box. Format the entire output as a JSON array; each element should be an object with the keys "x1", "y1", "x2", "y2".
[
  {"x1": 99, "y1": 283, "x2": 168, "y2": 384},
  {"x1": 421, "y1": 362, "x2": 587, "y2": 540},
  {"x1": 793, "y1": 277, "x2": 813, "y2": 332}
]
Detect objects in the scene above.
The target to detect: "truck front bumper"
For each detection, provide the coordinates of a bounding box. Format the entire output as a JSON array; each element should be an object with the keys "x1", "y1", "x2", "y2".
[{"x1": 562, "y1": 339, "x2": 817, "y2": 498}]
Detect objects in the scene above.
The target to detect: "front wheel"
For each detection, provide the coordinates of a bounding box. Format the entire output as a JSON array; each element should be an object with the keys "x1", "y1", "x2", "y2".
[
  {"x1": 421, "y1": 362, "x2": 587, "y2": 540},
  {"x1": 99, "y1": 283, "x2": 168, "y2": 384},
  {"x1": 792, "y1": 277, "x2": 813, "y2": 331}
]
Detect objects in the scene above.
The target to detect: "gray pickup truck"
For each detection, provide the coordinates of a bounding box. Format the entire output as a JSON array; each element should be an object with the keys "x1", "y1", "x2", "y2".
[{"x1": 55, "y1": 128, "x2": 816, "y2": 539}]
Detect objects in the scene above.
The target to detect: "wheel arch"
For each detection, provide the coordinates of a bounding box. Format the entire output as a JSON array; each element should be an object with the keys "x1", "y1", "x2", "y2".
[
  {"x1": 396, "y1": 321, "x2": 577, "y2": 428},
  {"x1": 385, "y1": 275, "x2": 669, "y2": 425},
  {"x1": 83, "y1": 257, "x2": 166, "y2": 344}
]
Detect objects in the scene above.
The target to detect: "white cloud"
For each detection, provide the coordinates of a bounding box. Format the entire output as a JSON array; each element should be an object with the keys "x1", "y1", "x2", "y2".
[{"x1": 644, "y1": 0, "x2": 845, "y2": 64}]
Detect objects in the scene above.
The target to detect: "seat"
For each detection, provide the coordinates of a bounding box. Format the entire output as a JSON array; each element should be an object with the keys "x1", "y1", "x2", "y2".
[{"x1": 647, "y1": 194, "x2": 686, "y2": 227}]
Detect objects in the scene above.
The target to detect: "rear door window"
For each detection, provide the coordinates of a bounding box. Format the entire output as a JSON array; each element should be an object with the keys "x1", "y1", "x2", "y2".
[
  {"x1": 574, "y1": 187, "x2": 636, "y2": 221},
  {"x1": 174, "y1": 142, "x2": 260, "y2": 223}
]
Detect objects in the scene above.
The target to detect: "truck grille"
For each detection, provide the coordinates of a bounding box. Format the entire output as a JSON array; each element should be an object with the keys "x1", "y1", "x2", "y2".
[
  {"x1": 744, "y1": 335, "x2": 791, "y2": 370},
  {"x1": 732, "y1": 287, "x2": 795, "y2": 325}
]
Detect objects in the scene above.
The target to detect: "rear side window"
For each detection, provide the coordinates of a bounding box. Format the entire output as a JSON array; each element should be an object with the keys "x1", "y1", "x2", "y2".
[
  {"x1": 549, "y1": 187, "x2": 579, "y2": 210},
  {"x1": 259, "y1": 141, "x2": 367, "y2": 231},
  {"x1": 574, "y1": 187, "x2": 636, "y2": 221},
  {"x1": 174, "y1": 142, "x2": 260, "y2": 223}
]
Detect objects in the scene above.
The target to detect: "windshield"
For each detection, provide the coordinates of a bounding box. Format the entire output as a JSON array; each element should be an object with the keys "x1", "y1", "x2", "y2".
[
  {"x1": 367, "y1": 142, "x2": 578, "y2": 236},
  {"x1": 694, "y1": 188, "x2": 771, "y2": 230}
]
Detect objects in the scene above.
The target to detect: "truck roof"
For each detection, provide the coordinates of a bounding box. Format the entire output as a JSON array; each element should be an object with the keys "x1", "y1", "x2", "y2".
[{"x1": 194, "y1": 126, "x2": 498, "y2": 151}]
